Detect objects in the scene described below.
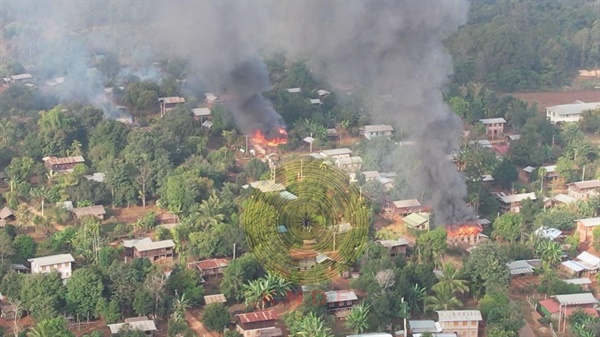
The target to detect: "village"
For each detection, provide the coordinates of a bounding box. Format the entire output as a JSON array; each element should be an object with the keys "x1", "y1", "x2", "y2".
[{"x1": 0, "y1": 1, "x2": 600, "y2": 337}]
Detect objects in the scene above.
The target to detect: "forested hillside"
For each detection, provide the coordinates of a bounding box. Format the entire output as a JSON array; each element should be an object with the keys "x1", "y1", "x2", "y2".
[{"x1": 448, "y1": 0, "x2": 600, "y2": 91}]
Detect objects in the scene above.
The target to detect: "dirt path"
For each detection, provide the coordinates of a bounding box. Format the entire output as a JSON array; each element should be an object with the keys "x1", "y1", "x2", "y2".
[{"x1": 184, "y1": 309, "x2": 219, "y2": 337}]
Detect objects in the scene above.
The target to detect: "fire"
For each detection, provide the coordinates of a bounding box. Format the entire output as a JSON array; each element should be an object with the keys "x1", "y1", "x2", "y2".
[
  {"x1": 251, "y1": 128, "x2": 287, "y2": 147},
  {"x1": 446, "y1": 223, "x2": 482, "y2": 237}
]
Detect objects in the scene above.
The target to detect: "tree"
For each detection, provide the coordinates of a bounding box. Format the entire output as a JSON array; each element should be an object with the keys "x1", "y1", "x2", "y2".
[
  {"x1": 220, "y1": 253, "x2": 263, "y2": 302},
  {"x1": 492, "y1": 213, "x2": 524, "y2": 243},
  {"x1": 425, "y1": 283, "x2": 463, "y2": 312},
  {"x1": 166, "y1": 266, "x2": 205, "y2": 306},
  {"x1": 6, "y1": 297, "x2": 23, "y2": 337},
  {"x1": 284, "y1": 311, "x2": 333, "y2": 337},
  {"x1": 345, "y1": 303, "x2": 370, "y2": 334},
  {"x1": 20, "y1": 271, "x2": 65, "y2": 321},
  {"x1": 13, "y1": 234, "x2": 37, "y2": 260},
  {"x1": 132, "y1": 288, "x2": 153, "y2": 317},
  {"x1": 464, "y1": 242, "x2": 510, "y2": 296},
  {"x1": 415, "y1": 227, "x2": 447, "y2": 264},
  {"x1": 66, "y1": 268, "x2": 104, "y2": 321},
  {"x1": 245, "y1": 158, "x2": 269, "y2": 180},
  {"x1": 202, "y1": 303, "x2": 230, "y2": 332},
  {"x1": 243, "y1": 272, "x2": 291, "y2": 310},
  {"x1": 1, "y1": 271, "x2": 23, "y2": 300},
  {"x1": 0, "y1": 230, "x2": 14, "y2": 262},
  {"x1": 436, "y1": 263, "x2": 469, "y2": 295},
  {"x1": 492, "y1": 160, "x2": 518, "y2": 189},
  {"x1": 26, "y1": 317, "x2": 74, "y2": 337}
]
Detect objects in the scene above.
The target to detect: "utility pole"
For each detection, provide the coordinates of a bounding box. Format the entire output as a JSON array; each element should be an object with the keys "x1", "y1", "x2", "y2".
[
  {"x1": 233, "y1": 243, "x2": 236, "y2": 260},
  {"x1": 582, "y1": 165, "x2": 586, "y2": 181}
]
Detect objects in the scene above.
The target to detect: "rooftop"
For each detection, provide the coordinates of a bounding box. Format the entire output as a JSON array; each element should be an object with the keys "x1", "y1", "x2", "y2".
[
  {"x1": 193, "y1": 258, "x2": 229, "y2": 271},
  {"x1": 286, "y1": 88, "x2": 301, "y2": 93},
  {"x1": 204, "y1": 294, "x2": 227, "y2": 304},
  {"x1": 72, "y1": 205, "x2": 106, "y2": 217},
  {"x1": 134, "y1": 239, "x2": 175, "y2": 252},
  {"x1": 325, "y1": 290, "x2": 358, "y2": 303},
  {"x1": 42, "y1": 156, "x2": 85, "y2": 166},
  {"x1": 205, "y1": 93, "x2": 218, "y2": 102},
  {"x1": 403, "y1": 213, "x2": 429, "y2": 228},
  {"x1": 362, "y1": 171, "x2": 381, "y2": 180},
  {"x1": 249, "y1": 180, "x2": 286, "y2": 193},
  {"x1": 577, "y1": 217, "x2": 600, "y2": 227},
  {"x1": 321, "y1": 148, "x2": 352, "y2": 157},
  {"x1": 122, "y1": 238, "x2": 152, "y2": 249},
  {"x1": 377, "y1": 239, "x2": 409, "y2": 248},
  {"x1": 337, "y1": 156, "x2": 363, "y2": 165},
  {"x1": 392, "y1": 199, "x2": 421, "y2": 209},
  {"x1": 561, "y1": 260, "x2": 586, "y2": 273},
  {"x1": 236, "y1": 310, "x2": 278, "y2": 324},
  {"x1": 496, "y1": 192, "x2": 536, "y2": 204},
  {"x1": 436, "y1": 310, "x2": 482, "y2": 322},
  {"x1": 506, "y1": 260, "x2": 536, "y2": 275},
  {"x1": 408, "y1": 320, "x2": 438, "y2": 333},
  {"x1": 562, "y1": 278, "x2": 592, "y2": 285},
  {"x1": 576, "y1": 251, "x2": 600, "y2": 269},
  {"x1": 28, "y1": 254, "x2": 74, "y2": 267},
  {"x1": 317, "y1": 89, "x2": 330, "y2": 96},
  {"x1": 479, "y1": 118, "x2": 506, "y2": 124},
  {"x1": 107, "y1": 320, "x2": 157, "y2": 334},
  {"x1": 363, "y1": 124, "x2": 394, "y2": 133},
  {"x1": 84, "y1": 172, "x2": 105, "y2": 183},
  {"x1": 158, "y1": 96, "x2": 185, "y2": 104},
  {"x1": 0, "y1": 207, "x2": 14, "y2": 219},
  {"x1": 534, "y1": 227, "x2": 562, "y2": 241},
  {"x1": 570, "y1": 180, "x2": 600, "y2": 190},
  {"x1": 552, "y1": 293, "x2": 599, "y2": 306},
  {"x1": 191, "y1": 107, "x2": 211, "y2": 116},
  {"x1": 309, "y1": 98, "x2": 322, "y2": 104},
  {"x1": 11, "y1": 73, "x2": 32, "y2": 80},
  {"x1": 546, "y1": 102, "x2": 600, "y2": 116},
  {"x1": 552, "y1": 194, "x2": 576, "y2": 204}
]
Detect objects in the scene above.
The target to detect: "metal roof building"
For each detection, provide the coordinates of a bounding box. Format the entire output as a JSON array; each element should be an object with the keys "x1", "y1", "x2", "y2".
[
  {"x1": 552, "y1": 293, "x2": 599, "y2": 306},
  {"x1": 436, "y1": 310, "x2": 482, "y2": 322}
]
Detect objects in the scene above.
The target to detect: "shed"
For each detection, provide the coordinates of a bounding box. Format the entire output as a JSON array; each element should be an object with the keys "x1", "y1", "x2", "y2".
[
  {"x1": 72, "y1": 205, "x2": 106, "y2": 220},
  {"x1": 403, "y1": 213, "x2": 429, "y2": 229},
  {"x1": 204, "y1": 294, "x2": 227, "y2": 305},
  {"x1": 107, "y1": 319, "x2": 157, "y2": 334},
  {"x1": 408, "y1": 320, "x2": 440, "y2": 333},
  {"x1": 0, "y1": 207, "x2": 15, "y2": 220},
  {"x1": 553, "y1": 293, "x2": 599, "y2": 306},
  {"x1": 506, "y1": 260, "x2": 536, "y2": 276}
]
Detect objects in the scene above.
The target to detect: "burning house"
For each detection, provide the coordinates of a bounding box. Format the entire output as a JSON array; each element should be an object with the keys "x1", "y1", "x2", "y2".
[
  {"x1": 249, "y1": 128, "x2": 287, "y2": 156},
  {"x1": 446, "y1": 222, "x2": 484, "y2": 246}
]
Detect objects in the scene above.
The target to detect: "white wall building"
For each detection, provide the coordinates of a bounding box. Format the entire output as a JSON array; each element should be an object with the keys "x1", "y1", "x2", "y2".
[
  {"x1": 546, "y1": 101, "x2": 600, "y2": 124},
  {"x1": 28, "y1": 254, "x2": 75, "y2": 281}
]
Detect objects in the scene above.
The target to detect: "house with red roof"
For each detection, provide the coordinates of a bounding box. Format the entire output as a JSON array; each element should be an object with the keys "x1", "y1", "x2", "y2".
[
  {"x1": 188, "y1": 258, "x2": 229, "y2": 278},
  {"x1": 235, "y1": 310, "x2": 282, "y2": 337}
]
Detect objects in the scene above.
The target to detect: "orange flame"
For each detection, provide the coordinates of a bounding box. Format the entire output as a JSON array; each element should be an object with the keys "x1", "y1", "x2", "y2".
[
  {"x1": 251, "y1": 128, "x2": 287, "y2": 147},
  {"x1": 446, "y1": 223, "x2": 482, "y2": 237}
]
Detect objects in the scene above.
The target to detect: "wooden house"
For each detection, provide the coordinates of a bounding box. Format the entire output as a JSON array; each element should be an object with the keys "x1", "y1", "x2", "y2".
[
  {"x1": 324, "y1": 290, "x2": 358, "y2": 311},
  {"x1": 568, "y1": 180, "x2": 600, "y2": 200},
  {"x1": 376, "y1": 239, "x2": 409, "y2": 257},
  {"x1": 576, "y1": 217, "x2": 600, "y2": 242},
  {"x1": 131, "y1": 239, "x2": 176, "y2": 263},
  {"x1": 108, "y1": 317, "x2": 157, "y2": 336},
  {"x1": 71, "y1": 205, "x2": 106, "y2": 220},
  {"x1": 437, "y1": 310, "x2": 482, "y2": 337},
  {"x1": 235, "y1": 310, "x2": 282, "y2": 337},
  {"x1": 42, "y1": 156, "x2": 85, "y2": 172},
  {"x1": 189, "y1": 258, "x2": 229, "y2": 277}
]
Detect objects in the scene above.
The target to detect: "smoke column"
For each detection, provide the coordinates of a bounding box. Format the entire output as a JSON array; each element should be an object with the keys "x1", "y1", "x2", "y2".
[
  {"x1": 271, "y1": 1, "x2": 473, "y2": 225},
  {"x1": 2, "y1": 0, "x2": 473, "y2": 225}
]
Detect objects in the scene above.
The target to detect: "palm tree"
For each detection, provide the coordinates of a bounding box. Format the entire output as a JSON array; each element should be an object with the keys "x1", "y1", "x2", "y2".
[
  {"x1": 26, "y1": 320, "x2": 71, "y2": 337},
  {"x1": 171, "y1": 293, "x2": 191, "y2": 321},
  {"x1": 243, "y1": 272, "x2": 291, "y2": 310},
  {"x1": 194, "y1": 192, "x2": 225, "y2": 230},
  {"x1": 0, "y1": 118, "x2": 16, "y2": 148},
  {"x1": 345, "y1": 303, "x2": 370, "y2": 334},
  {"x1": 293, "y1": 312, "x2": 333, "y2": 337},
  {"x1": 407, "y1": 284, "x2": 427, "y2": 314},
  {"x1": 538, "y1": 167, "x2": 547, "y2": 193},
  {"x1": 536, "y1": 240, "x2": 563, "y2": 265},
  {"x1": 425, "y1": 283, "x2": 463, "y2": 312},
  {"x1": 436, "y1": 263, "x2": 469, "y2": 295},
  {"x1": 397, "y1": 299, "x2": 410, "y2": 337}
]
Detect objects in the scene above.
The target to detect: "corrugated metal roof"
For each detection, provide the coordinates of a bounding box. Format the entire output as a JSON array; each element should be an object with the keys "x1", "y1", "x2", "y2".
[
  {"x1": 576, "y1": 252, "x2": 600, "y2": 269},
  {"x1": 309, "y1": 98, "x2": 322, "y2": 104},
  {"x1": 552, "y1": 293, "x2": 599, "y2": 306},
  {"x1": 552, "y1": 194, "x2": 576, "y2": 204},
  {"x1": 321, "y1": 148, "x2": 352, "y2": 157},
  {"x1": 193, "y1": 258, "x2": 229, "y2": 271},
  {"x1": 249, "y1": 180, "x2": 286, "y2": 193},
  {"x1": 107, "y1": 320, "x2": 157, "y2": 333},
  {"x1": 204, "y1": 294, "x2": 226, "y2": 304},
  {"x1": 11, "y1": 73, "x2": 32, "y2": 80},
  {"x1": 122, "y1": 238, "x2": 152, "y2": 249},
  {"x1": 42, "y1": 156, "x2": 85, "y2": 166},
  {"x1": 191, "y1": 107, "x2": 211, "y2": 116},
  {"x1": 497, "y1": 192, "x2": 536, "y2": 204},
  {"x1": 72, "y1": 205, "x2": 106, "y2": 217},
  {"x1": 158, "y1": 96, "x2": 185, "y2": 104},
  {"x1": 570, "y1": 180, "x2": 600, "y2": 190},
  {"x1": 562, "y1": 278, "x2": 592, "y2": 285},
  {"x1": 0, "y1": 207, "x2": 14, "y2": 219},
  {"x1": 408, "y1": 320, "x2": 438, "y2": 333},
  {"x1": 363, "y1": 125, "x2": 394, "y2": 133},
  {"x1": 325, "y1": 290, "x2": 357, "y2": 303},
  {"x1": 279, "y1": 191, "x2": 298, "y2": 200},
  {"x1": 286, "y1": 88, "x2": 301, "y2": 93},
  {"x1": 479, "y1": 118, "x2": 506, "y2": 124},
  {"x1": 317, "y1": 89, "x2": 330, "y2": 96},
  {"x1": 393, "y1": 199, "x2": 421, "y2": 209},
  {"x1": 236, "y1": 310, "x2": 277, "y2": 324},
  {"x1": 205, "y1": 93, "x2": 218, "y2": 102},
  {"x1": 337, "y1": 156, "x2": 362, "y2": 165},
  {"x1": 404, "y1": 213, "x2": 429, "y2": 228},
  {"x1": 436, "y1": 310, "x2": 482, "y2": 322},
  {"x1": 28, "y1": 254, "x2": 74, "y2": 267},
  {"x1": 577, "y1": 217, "x2": 600, "y2": 227},
  {"x1": 546, "y1": 102, "x2": 600, "y2": 116},
  {"x1": 562, "y1": 260, "x2": 586, "y2": 272},
  {"x1": 362, "y1": 171, "x2": 381, "y2": 179},
  {"x1": 507, "y1": 260, "x2": 535, "y2": 275},
  {"x1": 134, "y1": 239, "x2": 175, "y2": 252}
]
